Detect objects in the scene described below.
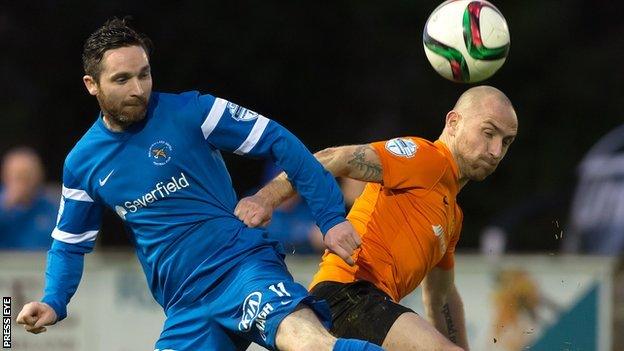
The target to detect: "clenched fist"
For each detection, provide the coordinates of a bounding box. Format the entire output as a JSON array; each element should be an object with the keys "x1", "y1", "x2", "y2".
[
  {"x1": 235, "y1": 194, "x2": 273, "y2": 228},
  {"x1": 16, "y1": 301, "x2": 57, "y2": 334},
  {"x1": 324, "y1": 221, "x2": 361, "y2": 266}
]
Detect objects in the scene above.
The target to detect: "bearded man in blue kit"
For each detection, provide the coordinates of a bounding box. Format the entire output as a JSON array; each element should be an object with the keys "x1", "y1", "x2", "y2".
[{"x1": 16, "y1": 18, "x2": 383, "y2": 351}]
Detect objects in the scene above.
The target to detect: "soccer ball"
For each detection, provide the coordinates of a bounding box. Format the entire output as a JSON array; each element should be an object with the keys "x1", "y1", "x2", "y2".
[{"x1": 423, "y1": 0, "x2": 510, "y2": 83}]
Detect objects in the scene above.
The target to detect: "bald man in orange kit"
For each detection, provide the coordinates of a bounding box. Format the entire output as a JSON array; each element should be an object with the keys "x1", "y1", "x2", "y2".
[{"x1": 235, "y1": 86, "x2": 518, "y2": 351}]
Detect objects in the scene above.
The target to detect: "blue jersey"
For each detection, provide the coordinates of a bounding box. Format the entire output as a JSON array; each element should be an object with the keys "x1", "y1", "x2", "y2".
[{"x1": 42, "y1": 91, "x2": 346, "y2": 320}]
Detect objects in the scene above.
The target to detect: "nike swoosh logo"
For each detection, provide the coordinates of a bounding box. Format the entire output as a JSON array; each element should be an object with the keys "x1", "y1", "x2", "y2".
[
  {"x1": 99, "y1": 170, "x2": 115, "y2": 186},
  {"x1": 280, "y1": 300, "x2": 292, "y2": 306}
]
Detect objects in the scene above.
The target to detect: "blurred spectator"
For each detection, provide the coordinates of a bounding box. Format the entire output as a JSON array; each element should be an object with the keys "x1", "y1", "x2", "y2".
[
  {"x1": 0, "y1": 147, "x2": 57, "y2": 250},
  {"x1": 563, "y1": 123, "x2": 624, "y2": 255}
]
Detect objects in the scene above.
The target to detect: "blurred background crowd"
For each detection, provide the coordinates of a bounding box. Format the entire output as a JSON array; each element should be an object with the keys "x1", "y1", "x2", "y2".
[{"x1": 1, "y1": 0, "x2": 623, "y2": 347}]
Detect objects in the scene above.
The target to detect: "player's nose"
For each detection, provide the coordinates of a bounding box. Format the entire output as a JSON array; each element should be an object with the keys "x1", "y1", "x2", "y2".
[
  {"x1": 488, "y1": 138, "x2": 503, "y2": 160},
  {"x1": 129, "y1": 77, "x2": 144, "y2": 96}
]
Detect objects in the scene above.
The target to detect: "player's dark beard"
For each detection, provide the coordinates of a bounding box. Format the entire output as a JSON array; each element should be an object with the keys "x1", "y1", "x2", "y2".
[{"x1": 97, "y1": 93, "x2": 148, "y2": 129}]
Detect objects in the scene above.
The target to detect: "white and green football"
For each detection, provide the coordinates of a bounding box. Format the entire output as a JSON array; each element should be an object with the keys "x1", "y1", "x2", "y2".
[{"x1": 423, "y1": 0, "x2": 510, "y2": 83}]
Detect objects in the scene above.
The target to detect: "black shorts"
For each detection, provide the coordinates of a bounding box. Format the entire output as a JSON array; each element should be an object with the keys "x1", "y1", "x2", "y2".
[{"x1": 310, "y1": 280, "x2": 415, "y2": 346}]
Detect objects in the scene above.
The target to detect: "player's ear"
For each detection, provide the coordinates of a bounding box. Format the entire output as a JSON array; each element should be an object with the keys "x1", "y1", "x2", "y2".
[
  {"x1": 445, "y1": 111, "x2": 460, "y2": 136},
  {"x1": 83, "y1": 75, "x2": 99, "y2": 96}
]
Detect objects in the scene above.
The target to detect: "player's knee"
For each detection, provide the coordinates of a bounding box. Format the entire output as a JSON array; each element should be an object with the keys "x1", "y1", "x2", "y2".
[{"x1": 275, "y1": 306, "x2": 335, "y2": 351}]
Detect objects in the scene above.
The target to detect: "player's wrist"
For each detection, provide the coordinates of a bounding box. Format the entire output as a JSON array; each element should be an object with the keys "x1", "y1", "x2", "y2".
[
  {"x1": 40, "y1": 296, "x2": 66, "y2": 322},
  {"x1": 39, "y1": 302, "x2": 59, "y2": 323},
  {"x1": 319, "y1": 216, "x2": 347, "y2": 236},
  {"x1": 254, "y1": 189, "x2": 279, "y2": 210}
]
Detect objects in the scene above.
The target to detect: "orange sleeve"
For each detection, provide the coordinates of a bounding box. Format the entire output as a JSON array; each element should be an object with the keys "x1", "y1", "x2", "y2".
[
  {"x1": 370, "y1": 137, "x2": 447, "y2": 190},
  {"x1": 436, "y1": 210, "x2": 463, "y2": 270}
]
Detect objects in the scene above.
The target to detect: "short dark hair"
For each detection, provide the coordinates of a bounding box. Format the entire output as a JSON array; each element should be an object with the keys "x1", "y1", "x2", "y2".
[{"x1": 82, "y1": 17, "x2": 152, "y2": 81}]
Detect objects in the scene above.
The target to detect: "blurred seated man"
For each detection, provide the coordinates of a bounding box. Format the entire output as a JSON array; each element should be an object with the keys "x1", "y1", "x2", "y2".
[
  {"x1": 0, "y1": 147, "x2": 57, "y2": 250},
  {"x1": 564, "y1": 123, "x2": 624, "y2": 255}
]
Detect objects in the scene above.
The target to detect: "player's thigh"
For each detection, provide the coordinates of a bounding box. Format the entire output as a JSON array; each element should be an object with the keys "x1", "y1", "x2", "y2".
[
  {"x1": 212, "y1": 246, "x2": 333, "y2": 350},
  {"x1": 382, "y1": 312, "x2": 462, "y2": 351}
]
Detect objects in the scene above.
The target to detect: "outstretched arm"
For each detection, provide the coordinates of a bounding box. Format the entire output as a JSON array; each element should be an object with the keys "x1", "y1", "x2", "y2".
[
  {"x1": 196, "y1": 94, "x2": 364, "y2": 264},
  {"x1": 317, "y1": 144, "x2": 383, "y2": 182},
  {"x1": 235, "y1": 144, "x2": 383, "y2": 218},
  {"x1": 17, "y1": 166, "x2": 103, "y2": 334},
  {"x1": 421, "y1": 267, "x2": 469, "y2": 350},
  {"x1": 17, "y1": 240, "x2": 91, "y2": 334}
]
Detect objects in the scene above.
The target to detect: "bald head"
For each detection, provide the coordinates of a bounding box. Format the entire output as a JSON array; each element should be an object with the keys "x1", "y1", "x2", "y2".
[
  {"x1": 440, "y1": 86, "x2": 518, "y2": 186},
  {"x1": 454, "y1": 85, "x2": 514, "y2": 118}
]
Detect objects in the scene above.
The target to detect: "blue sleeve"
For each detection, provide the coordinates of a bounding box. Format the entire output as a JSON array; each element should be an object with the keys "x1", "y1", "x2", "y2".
[
  {"x1": 42, "y1": 239, "x2": 94, "y2": 321},
  {"x1": 195, "y1": 94, "x2": 346, "y2": 234},
  {"x1": 41, "y1": 165, "x2": 102, "y2": 321}
]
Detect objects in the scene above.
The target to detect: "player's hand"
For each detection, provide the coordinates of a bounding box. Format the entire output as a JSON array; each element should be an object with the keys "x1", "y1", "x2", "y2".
[
  {"x1": 324, "y1": 221, "x2": 361, "y2": 266},
  {"x1": 234, "y1": 194, "x2": 273, "y2": 227},
  {"x1": 16, "y1": 302, "x2": 57, "y2": 334}
]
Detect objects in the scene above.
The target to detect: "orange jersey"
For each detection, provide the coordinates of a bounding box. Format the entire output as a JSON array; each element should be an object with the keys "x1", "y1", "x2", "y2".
[{"x1": 309, "y1": 137, "x2": 463, "y2": 302}]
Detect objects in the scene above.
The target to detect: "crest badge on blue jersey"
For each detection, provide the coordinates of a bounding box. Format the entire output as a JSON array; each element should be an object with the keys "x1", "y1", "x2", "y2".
[
  {"x1": 149, "y1": 141, "x2": 173, "y2": 166},
  {"x1": 385, "y1": 138, "x2": 418, "y2": 158},
  {"x1": 227, "y1": 102, "x2": 259, "y2": 121}
]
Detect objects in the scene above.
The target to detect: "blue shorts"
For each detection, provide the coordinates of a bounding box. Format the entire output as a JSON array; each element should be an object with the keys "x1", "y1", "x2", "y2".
[{"x1": 154, "y1": 246, "x2": 332, "y2": 351}]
